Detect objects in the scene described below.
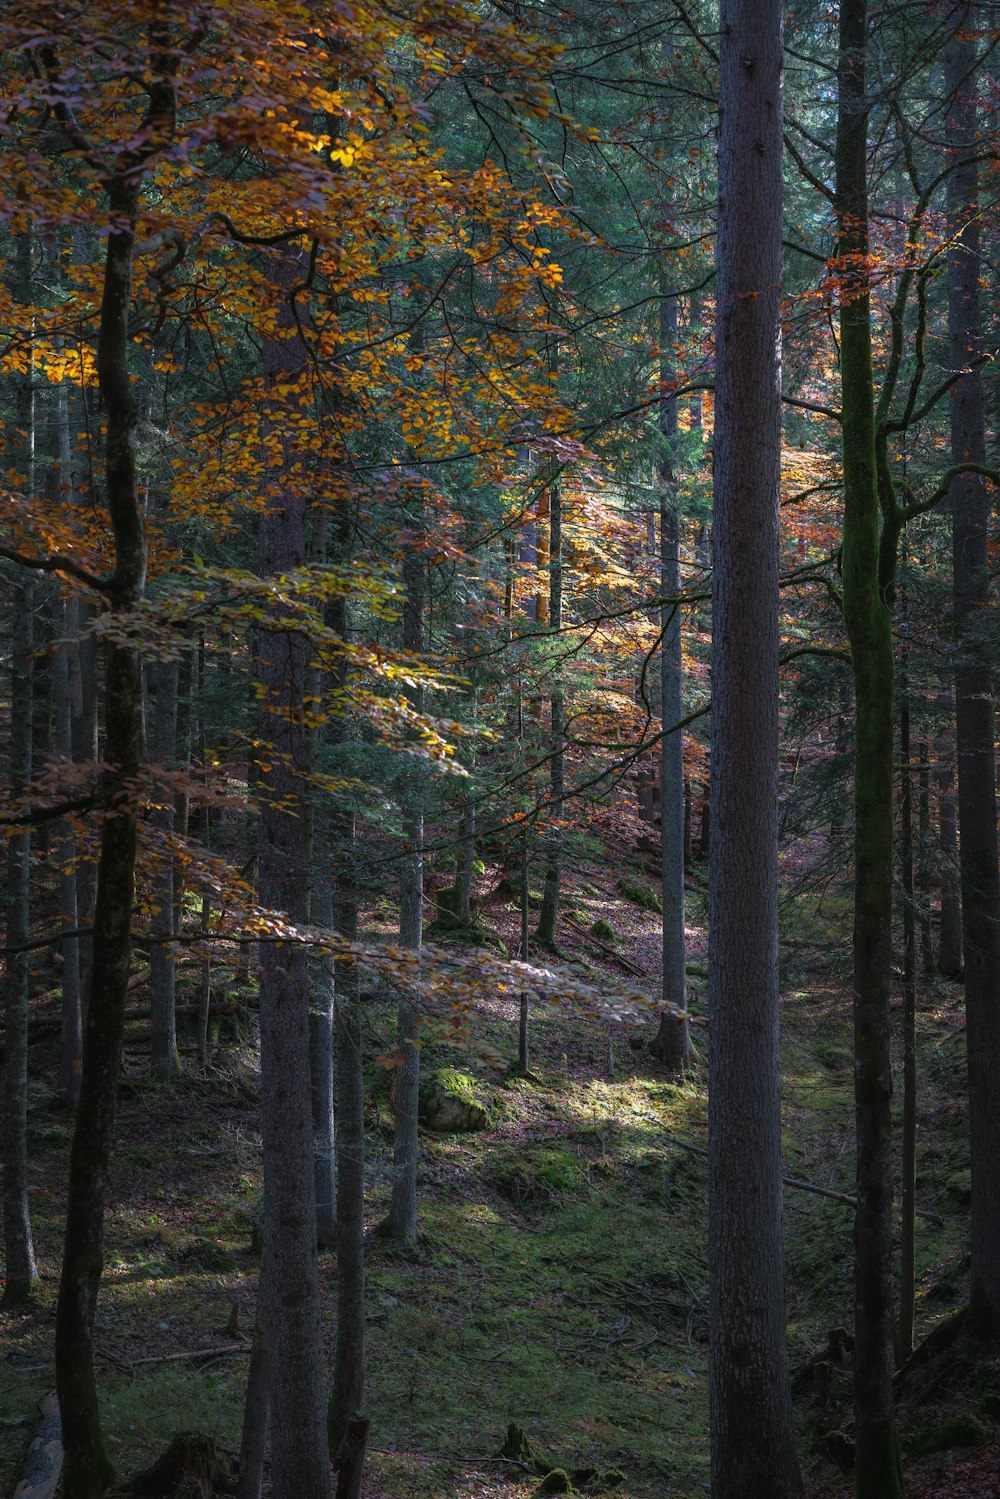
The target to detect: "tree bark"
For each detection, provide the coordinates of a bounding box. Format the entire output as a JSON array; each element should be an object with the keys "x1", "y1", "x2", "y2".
[
  {"x1": 256, "y1": 250, "x2": 330, "y2": 1499},
  {"x1": 708, "y1": 6, "x2": 803, "y2": 1496},
  {"x1": 947, "y1": 2, "x2": 1000, "y2": 1340},
  {"x1": 835, "y1": 1, "x2": 905, "y2": 1489},
  {"x1": 55, "y1": 89, "x2": 169, "y2": 1487}
]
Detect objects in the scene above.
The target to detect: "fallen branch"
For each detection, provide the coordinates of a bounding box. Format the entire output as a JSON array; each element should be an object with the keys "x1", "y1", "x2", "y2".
[
  {"x1": 10, "y1": 1390, "x2": 62, "y2": 1499},
  {"x1": 561, "y1": 915, "x2": 648, "y2": 977}
]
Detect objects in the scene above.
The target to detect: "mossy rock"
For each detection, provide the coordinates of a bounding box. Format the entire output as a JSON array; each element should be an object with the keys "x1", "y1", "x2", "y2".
[
  {"x1": 418, "y1": 1067, "x2": 490, "y2": 1133},
  {"x1": 590, "y1": 918, "x2": 616, "y2": 942},
  {"x1": 535, "y1": 1470, "x2": 575, "y2": 1496}
]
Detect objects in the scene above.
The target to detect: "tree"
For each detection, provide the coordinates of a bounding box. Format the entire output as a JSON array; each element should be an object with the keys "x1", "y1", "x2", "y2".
[
  {"x1": 834, "y1": 1, "x2": 905, "y2": 1488},
  {"x1": 707, "y1": 2, "x2": 803, "y2": 1495},
  {"x1": 946, "y1": 0, "x2": 1000, "y2": 1342}
]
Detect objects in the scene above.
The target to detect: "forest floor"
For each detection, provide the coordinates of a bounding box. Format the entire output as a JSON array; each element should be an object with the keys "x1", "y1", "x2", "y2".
[{"x1": 0, "y1": 826, "x2": 996, "y2": 1497}]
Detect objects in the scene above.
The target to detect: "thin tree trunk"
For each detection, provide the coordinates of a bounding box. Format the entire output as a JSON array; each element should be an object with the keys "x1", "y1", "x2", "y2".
[
  {"x1": 236, "y1": 1258, "x2": 269, "y2": 1499},
  {"x1": 947, "y1": 3, "x2": 1000, "y2": 1340},
  {"x1": 652, "y1": 286, "x2": 690, "y2": 1072},
  {"x1": 456, "y1": 774, "x2": 476, "y2": 927},
  {"x1": 835, "y1": 1, "x2": 905, "y2": 1488},
  {"x1": 709, "y1": 7, "x2": 802, "y2": 1494},
  {"x1": 898, "y1": 633, "x2": 917, "y2": 1360},
  {"x1": 329, "y1": 596, "x2": 366, "y2": 1466},
  {"x1": 310, "y1": 839, "x2": 337, "y2": 1252},
  {"x1": 3, "y1": 572, "x2": 36, "y2": 1306},
  {"x1": 936, "y1": 708, "x2": 963, "y2": 978},
  {"x1": 53, "y1": 356, "x2": 83, "y2": 1104},
  {"x1": 537, "y1": 414, "x2": 564, "y2": 950},
  {"x1": 916, "y1": 741, "x2": 934, "y2": 978},
  {"x1": 389, "y1": 545, "x2": 424, "y2": 1248},
  {"x1": 149, "y1": 660, "x2": 180, "y2": 1077},
  {"x1": 2, "y1": 225, "x2": 38, "y2": 1309}
]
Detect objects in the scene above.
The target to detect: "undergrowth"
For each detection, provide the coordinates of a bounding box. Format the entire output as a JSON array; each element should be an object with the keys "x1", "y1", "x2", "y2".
[{"x1": 0, "y1": 875, "x2": 977, "y2": 1498}]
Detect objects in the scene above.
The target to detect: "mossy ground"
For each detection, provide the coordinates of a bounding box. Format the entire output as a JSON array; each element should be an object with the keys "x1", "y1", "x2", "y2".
[{"x1": 0, "y1": 864, "x2": 982, "y2": 1497}]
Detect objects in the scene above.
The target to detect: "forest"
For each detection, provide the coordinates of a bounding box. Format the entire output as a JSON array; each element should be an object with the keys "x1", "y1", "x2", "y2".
[{"x1": 1, "y1": 1, "x2": 999, "y2": 1497}]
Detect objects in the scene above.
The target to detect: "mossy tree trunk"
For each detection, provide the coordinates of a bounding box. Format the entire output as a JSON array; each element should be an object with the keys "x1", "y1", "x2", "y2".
[
  {"x1": 708, "y1": 4, "x2": 803, "y2": 1495},
  {"x1": 835, "y1": 2, "x2": 904, "y2": 1490}
]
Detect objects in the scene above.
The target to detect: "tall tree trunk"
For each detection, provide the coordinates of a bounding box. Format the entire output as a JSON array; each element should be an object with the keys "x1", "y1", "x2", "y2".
[
  {"x1": 256, "y1": 251, "x2": 330, "y2": 1499},
  {"x1": 52, "y1": 336, "x2": 83, "y2": 1103},
  {"x1": 537, "y1": 433, "x2": 564, "y2": 950},
  {"x1": 708, "y1": 6, "x2": 802, "y2": 1496},
  {"x1": 947, "y1": 3, "x2": 1000, "y2": 1340},
  {"x1": 329, "y1": 595, "x2": 366, "y2": 1466},
  {"x1": 149, "y1": 659, "x2": 180, "y2": 1077},
  {"x1": 898, "y1": 632, "x2": 917, "y2": 1360},
  {"x1": 55, "y1": 82, "x2": 171, "y2": 1485},
  {"x1": 916, "y1": 741, "x2": 934, "y2": 978},
  {"x1": 3, "y1": 224, "x2": 38, "y2": 1309},
  {"x1": 3, "y1": 573, "x2": 36, "y2": 1308},
  {"x1": 835, "y1": 1, "x2": 905, "y2": 1490},
  {"x1": 389, "y1": 546, "x2": 424, "y2": 1248},
  {"x1": 652, "y1": 286, "x2": 690, "y2": 1071},
  {"x1": 310, "y1": 829, "x2": 337, "y2": 1252}
]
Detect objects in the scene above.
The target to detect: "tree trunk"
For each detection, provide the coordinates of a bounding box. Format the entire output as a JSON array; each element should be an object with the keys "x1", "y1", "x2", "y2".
[
  {"x1": 835, "y1": 1, "x2": 904, "y2": 1489},
  {"x1": 53, "y1": 357, "x2": 83, "y2": 1105},
  {"x1": 947, "y1": 3, "x2": 1000, "y2": 1340},
  {"x1": 708, "y1": 6, "x2": 803, "y2": 1496},
  {"x1": 3, "y1": 569, "x2": 37, "y2": 1308},
  {"x1": 390, "y1": 546, "x2": 424, "y2": 1248},
  {"x1": 149, "y1": 659, "x2": 180, "y2": 1077},
  {"x1": 537, "y1": 425, "x2": 564, "y2": 950},
  {"x1": 329, "y1": 597, "x2": 366, "y2": 1464},
  {"x1": 310, "y1": 840, "x2": 337, "y2": 1252},
  {"x1": 936, "y1": 710, "x2": 963, "y2": 978},
  {"x1": 898, "y1": 634, "x2": 917, "y2": 1360},
  {"x1": 55, "y1": 131, "x2": 164, "y2": 1494},
  {"x1": 652, "y1": 286, "x2": 690, "y2": 1072},
  {"x1": 236, "y1": 1258, "x2": 269, "y2": 1499},
  {"x1": 256, "y1": 251, "x2": 330, "y2": 1499},
  {"x1": 3, "y1": 224, "x2": 38, "y2": 1310}
]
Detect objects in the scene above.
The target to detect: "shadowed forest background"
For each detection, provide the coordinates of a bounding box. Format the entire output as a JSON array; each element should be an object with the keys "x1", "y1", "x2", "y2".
[{"x1": 2, "y1": 2, "x2": 1000, "y2": 1497}]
